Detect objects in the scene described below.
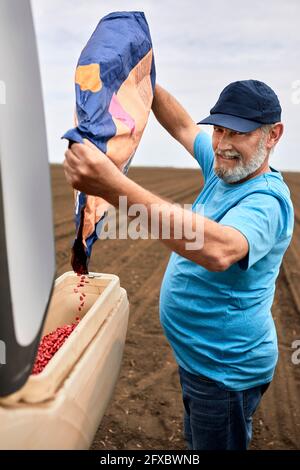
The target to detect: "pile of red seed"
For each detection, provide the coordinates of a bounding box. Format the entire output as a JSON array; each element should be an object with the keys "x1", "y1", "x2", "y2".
[
  {"x1": 32, "y1": 273, "x2": 90, "y2": 375},
  {"x1": 32, "y1": 317, "x2": 80, "y2": 375}
]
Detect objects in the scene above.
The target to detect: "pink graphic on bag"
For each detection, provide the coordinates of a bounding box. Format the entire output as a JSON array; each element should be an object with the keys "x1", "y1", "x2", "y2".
[{"x1": 109, "y1": 93, "x2": 136, "y2": 134}]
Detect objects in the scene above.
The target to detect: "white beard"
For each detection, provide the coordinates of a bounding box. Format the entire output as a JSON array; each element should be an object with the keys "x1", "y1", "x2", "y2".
[{"x1": 214, "y1": 134, "x2": 268, "y2": 183}]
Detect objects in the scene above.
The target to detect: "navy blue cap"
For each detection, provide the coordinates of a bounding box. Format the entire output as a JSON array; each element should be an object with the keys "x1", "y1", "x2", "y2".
[{"x1": 198, "y1": 80, "x2": 282, "y2": 132}]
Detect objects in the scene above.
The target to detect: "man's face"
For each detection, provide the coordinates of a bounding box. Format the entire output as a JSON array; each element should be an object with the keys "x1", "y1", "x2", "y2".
[{"x1": 212, "y1": 126, "x2": 268, "y2": 183}]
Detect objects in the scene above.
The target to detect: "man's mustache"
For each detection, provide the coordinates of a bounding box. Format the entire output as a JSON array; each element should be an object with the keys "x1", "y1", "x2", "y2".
[{"x1": 215, "y1": 150, "x2": 242, "y2": 159}]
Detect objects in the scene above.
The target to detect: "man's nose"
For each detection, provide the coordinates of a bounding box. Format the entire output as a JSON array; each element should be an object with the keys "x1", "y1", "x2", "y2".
[{"x1": 216, "y1": 133, "x2": 233, "y2": 152}]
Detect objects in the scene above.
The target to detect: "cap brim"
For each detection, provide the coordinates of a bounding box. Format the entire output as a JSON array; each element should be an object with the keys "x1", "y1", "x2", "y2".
[{"x1": 197, "y1": 113, "x2": 262, "y2": 133}]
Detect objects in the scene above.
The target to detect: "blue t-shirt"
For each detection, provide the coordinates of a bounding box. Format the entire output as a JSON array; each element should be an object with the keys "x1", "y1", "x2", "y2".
[{"x1": 159, "y1": 131, "x2": 294, "y2": 391}]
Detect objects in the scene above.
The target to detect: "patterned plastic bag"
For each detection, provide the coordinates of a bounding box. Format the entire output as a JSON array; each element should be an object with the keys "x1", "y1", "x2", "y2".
[{"x1": 63, "y1": 11, "x2": 156, "y2": 273}]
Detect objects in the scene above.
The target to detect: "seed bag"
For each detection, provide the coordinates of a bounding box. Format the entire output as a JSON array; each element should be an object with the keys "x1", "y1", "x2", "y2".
[{"x1": 63, "y1": 11, "x2": 156, "y2": 273}]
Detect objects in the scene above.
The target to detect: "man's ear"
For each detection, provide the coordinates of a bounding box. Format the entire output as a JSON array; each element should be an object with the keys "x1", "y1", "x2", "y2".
[{"x1": 266, "y1": 122, "x2": 284, "y2": 150}]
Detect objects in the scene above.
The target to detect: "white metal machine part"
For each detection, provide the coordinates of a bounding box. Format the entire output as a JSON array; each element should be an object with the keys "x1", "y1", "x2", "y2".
[{"x1": 0, "y1": 0, "x2": 56, "y2": 396}]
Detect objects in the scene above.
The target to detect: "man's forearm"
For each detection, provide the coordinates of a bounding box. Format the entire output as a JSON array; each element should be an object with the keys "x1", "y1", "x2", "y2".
[
  {"x1": 152, "y1": 84, "x2": 196, "y2": 139},
  {"x1": 102, "y1": 172, "x2": 247, "y2": 272}
]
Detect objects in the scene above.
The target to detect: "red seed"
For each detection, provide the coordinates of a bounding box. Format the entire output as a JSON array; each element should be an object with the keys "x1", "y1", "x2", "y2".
[{"x1": 31, "y1": 318, "x2": 80, "y2": 375}]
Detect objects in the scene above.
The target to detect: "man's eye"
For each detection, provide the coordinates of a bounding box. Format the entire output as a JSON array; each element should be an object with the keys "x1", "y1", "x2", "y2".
[{"x1": 231, "y1": 131, "x2": 244, "y2": 136}]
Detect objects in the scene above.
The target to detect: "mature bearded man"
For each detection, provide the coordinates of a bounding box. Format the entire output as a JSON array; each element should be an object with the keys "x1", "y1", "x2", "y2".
[{"x1": 64, "y1": 79, "x2": 294, "y2": 450}]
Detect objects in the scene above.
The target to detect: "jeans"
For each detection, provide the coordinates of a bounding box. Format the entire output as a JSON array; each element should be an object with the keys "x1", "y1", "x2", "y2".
[{"x1": 178, "y1": 365, "x2": 270, "y2": 450}]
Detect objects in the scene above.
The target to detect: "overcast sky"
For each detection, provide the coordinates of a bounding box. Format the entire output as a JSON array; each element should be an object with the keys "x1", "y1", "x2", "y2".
[{"x1": 31, "y1": 0, "x2": 300, "y2": 170}]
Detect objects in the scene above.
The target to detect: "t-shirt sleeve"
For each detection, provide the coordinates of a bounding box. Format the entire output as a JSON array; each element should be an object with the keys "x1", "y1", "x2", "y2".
[
  {"x1": 193, "y1": 131, "x2": 214, "y2": 183},
  {"x1": 219, "y1": 192, "x2": 287, "y2": 271}
]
